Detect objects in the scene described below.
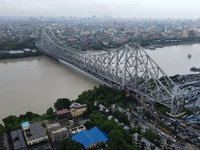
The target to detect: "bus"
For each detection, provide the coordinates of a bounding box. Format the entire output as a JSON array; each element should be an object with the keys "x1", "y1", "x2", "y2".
[
  {"x1": 174, "y1": 118, "x2": 182, "y2": 123},
  {"x1": 182, "y1": 115, "x2": 188, "y2": 120},
  {"x1": 169, "y1": 118, "x2": 176, "y2": 123},
  {"x1": 187, "y1": 115, "x2": 194, "y2": 119},
  {"x1": 179, "y1": 123, "x2": 186, "y2": 128}
]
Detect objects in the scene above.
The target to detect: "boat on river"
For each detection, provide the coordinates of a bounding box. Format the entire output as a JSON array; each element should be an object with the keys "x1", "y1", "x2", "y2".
[
  {"x1": 190, "y1": 67, "x2": 200, "y2": 72},
  {"x1": 149, "y1": 46, "x2": 156, "y2": 50},
  {"x1": 187, "y1": 54, "x2": 191, "y2": 58}
]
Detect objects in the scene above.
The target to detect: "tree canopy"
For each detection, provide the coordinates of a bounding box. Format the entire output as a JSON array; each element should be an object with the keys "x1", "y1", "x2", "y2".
[
  {"x1": 60, "y1": 138, "x2": 82, "y2": 150},
  {"x1": 112, "y1": 110, "x2": 130, "y2": 125},
  {"x1": 2, "y1": 108, "x2": 55, "y2": 131},
  {"x1": 143, "y1": 129, "x2": 161, "y2": 146},
  {"x1": 0, "y1": 38, "x2": 37, "y2": 51},
  {"x1": 54, "y1": 98, "x2": 71, "y2": 110}
]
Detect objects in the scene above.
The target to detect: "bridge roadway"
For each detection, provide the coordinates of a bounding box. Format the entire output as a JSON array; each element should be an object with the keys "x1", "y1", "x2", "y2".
[{"x1": 46, "y1": 52, "x2": 123, "y2": 89}]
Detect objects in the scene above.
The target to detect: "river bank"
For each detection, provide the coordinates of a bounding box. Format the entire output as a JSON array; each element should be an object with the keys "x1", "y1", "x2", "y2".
[
  {"x1": 0, "y1": 50, "x2": 42, "y2": 60},
  {"x1": 145, "y1": 40, "x2": 200, "y2": 50}
]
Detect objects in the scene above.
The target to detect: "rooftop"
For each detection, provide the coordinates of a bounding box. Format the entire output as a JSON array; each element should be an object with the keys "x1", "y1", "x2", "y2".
[
  {"x1": 11, "y1": 129, "x2": 27, "y2": 150},
  {"x1": 69, "y1": 103, "x2": 81, "y2": 108},
  {"x1": 56, "y1": 108, "x2": 70, "y2": 115},
  {"x1": 51, "y1": 127, "x2": 67, "y2": 134},
  {"x1": 75, "y1": 104, "x2": 88, "y2": 109},
  {"x1": 94, "y1": 101, "x2": 110, "y2": 113},
  {"x1": 47, "y1": 122, "x2": 61, "y2": 130},
  {"x1": 71, "y1": 126, "x2": 109, "y2": 148},
  {"x1": 24, "y1": 122, "x2": 47, "y2": 142}
]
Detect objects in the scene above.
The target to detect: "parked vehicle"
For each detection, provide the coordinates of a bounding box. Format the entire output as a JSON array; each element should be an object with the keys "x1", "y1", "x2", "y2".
[{"x1": 187, "y1": 115, "x2": 194, "y2": 119}]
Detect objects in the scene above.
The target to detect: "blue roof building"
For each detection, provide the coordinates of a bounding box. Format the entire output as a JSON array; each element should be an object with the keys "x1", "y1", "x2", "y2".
[{"x1": 71, "y1": 127, "x2": 109, "y2": 148}]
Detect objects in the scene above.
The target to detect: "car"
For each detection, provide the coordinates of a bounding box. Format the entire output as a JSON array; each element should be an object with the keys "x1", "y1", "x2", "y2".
[
  {"x1": 147, "y1": 104, "x2": 149, "y2": 107},
  {"x1": 154, "y1": 112, "x2": 157, "y2": 115},
  {"x1": 179, "y1": 130, "x2": 182, "y2": 133},
  {"x1": 127, "y1": 108, "x2": 130, "y2": 112},
  {"x1": 182, "y1": 133, "x2": 186, "y2": 136},
  {"x1": 193, "y1": 139, "x2": 197, "y2": 143},
  {"x1": 161, "y1": 132, "x2": 164, "y2": 136},
  {"x1": 172, "y1": 139, "x2": 176, "y2": 142},
  {"x1": 161, "y1": 119, "x2": 165, "y2": 122},
  {"x1": 189, "y1": 136, "x2": 193, "y2": 139},
  {"x1": 167, "y1": 122, "x2": 171, "y2": 126}
]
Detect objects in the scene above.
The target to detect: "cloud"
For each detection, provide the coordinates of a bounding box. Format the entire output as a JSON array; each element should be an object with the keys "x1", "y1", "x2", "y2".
[{"x1": 0, "y1": 0, "x2": 200, "y2": 18}]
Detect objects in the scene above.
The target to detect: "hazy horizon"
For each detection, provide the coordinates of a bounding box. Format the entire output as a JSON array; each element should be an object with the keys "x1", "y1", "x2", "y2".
[{"x1": 0, "y1": 0, "x2": 200, "y2": 19}]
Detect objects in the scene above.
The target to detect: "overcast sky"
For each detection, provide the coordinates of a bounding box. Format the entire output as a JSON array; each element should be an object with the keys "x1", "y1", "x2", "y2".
[{"x1": 0, "y1": 0, "x2": 200, "y2": 18}]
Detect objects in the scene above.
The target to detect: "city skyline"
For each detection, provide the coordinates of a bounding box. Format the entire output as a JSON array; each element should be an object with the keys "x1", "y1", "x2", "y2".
[{"x1": 0, "y1": 0, "x2": 200, "y2": 19}]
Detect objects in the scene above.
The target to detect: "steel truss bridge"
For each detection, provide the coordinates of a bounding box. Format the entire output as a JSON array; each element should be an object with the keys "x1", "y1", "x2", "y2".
[{"x1": 36, "y1": 29, "x2": 185, "y2": 115}]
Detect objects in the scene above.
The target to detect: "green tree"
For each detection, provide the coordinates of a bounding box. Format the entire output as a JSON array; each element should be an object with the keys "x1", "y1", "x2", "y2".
[
  {"x1": 60, "y1": 138, "x2": 82, "y2": 150},
  {"x1": 54, "y1": 98, "x2": 71, "y2": 110},
  {"x1": 186, "y1": 109, "x2": 193, "y2": 115},
  {"x1": 47, "y1": 107, "x2": 53, "y2": 115},
  {"x1": 112, "y1": 110, "x2": 129, "y2": 125},
  {"x1": 144, "y1": 111, "x2": 150, "y2": 119},
  {"x1": 0, "y1": 124, "x2": 6, "y2": 133},
  {"x1": 99, "y1": 120, "x2": 122, "y2": 134},
  {"x1": 106, "y1": 136, "x2": 127, "y2": 150},
  {"x1": 25, "y1": 111, "x2": 34, "y2": 120},
  {"x1": 143, "y1": 129, "x2": 161, "y2": 145},
  {"x1": 98, "y1": 93, "x2": 105, "y2": 100},
  {"x1": 93, "y1": 113, "x2": 106, "y2": 126},
  {"x1": 84, "y1": 121, "x2": 95, "y2": 130},
  {"x1": 108, "y1": 129, "x2": 124, "y2": 139},
  {"x1": 137, "y1": 125, "x2": 142, "y2": 134},
  {"x1": 134, "y1": 106, "x2": 137, "y2": 111},
  {"x1": 106, "y1": 93, "x2": 115, "y2": 104},
  {"x1": 3, "y1": 115, "x2": 18, "y2": 125}
]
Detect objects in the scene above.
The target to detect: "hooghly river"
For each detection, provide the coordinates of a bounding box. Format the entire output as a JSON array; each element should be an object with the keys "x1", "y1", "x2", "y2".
[
  {"x1": 0, "y1": 43, "x2": 200, "y2": 123},
  {"x1": 144, "y1": 43, "x2": 200, "y2": 76},
  {"x1": 0, "y1": 56, "x2": 103, "y2": 123}
]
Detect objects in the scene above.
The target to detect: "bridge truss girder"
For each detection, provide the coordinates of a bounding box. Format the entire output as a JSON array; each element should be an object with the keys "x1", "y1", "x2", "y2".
[{"x1": 36, "y1": 29, "x2": 185, "y2": 115}]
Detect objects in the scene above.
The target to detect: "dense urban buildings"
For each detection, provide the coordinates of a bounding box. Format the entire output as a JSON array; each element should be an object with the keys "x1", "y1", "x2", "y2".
[{"x1": 1, "y1": 16, "x2": 200, "y2": 51}]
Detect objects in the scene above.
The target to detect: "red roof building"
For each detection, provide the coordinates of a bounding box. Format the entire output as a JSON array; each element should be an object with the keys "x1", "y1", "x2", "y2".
[{"x1": 55, "y1": 109, "x2": 70, "y2": 122}]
